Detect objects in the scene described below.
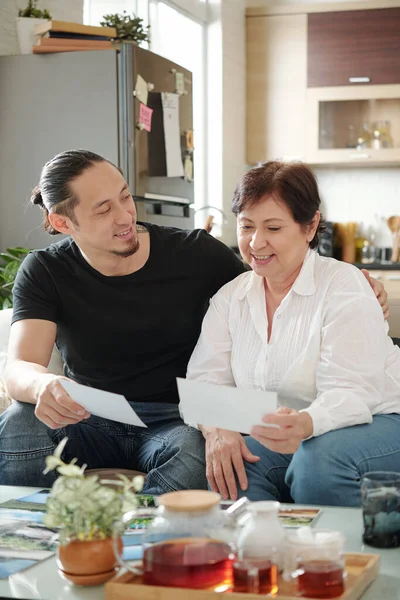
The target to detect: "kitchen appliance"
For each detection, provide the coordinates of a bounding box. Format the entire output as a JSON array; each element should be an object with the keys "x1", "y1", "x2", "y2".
[
  {"x1": 318, "y1": 221, "x2": 334, "y2": 257},
  {"x1": 0, "y1": 45, "x2": 194, "y2": 250}
]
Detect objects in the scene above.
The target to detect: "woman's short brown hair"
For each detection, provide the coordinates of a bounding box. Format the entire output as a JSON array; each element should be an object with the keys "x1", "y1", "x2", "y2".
[{"x1": 232, "y1": 161, "x2": 326, "y2": 249}]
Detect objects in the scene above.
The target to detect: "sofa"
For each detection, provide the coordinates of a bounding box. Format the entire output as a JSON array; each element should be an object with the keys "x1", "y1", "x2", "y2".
[{"x1": 0, "y1": 308, "x2": 65, "y2": 413}]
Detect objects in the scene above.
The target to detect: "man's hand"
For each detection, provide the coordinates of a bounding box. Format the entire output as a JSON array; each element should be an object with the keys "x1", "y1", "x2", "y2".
[
  {"x1": 201, "y1": 426, "x2": 260, "y2": 501},
  {"x1": 34, "y1": 374, "x2": 90, "y2": 429},
  {"x1": 250, "y1": 407, "x2": 313, "y2": 454},
  {"x1": 361, "y1": 269, "x2": 389, "y2": 320}
]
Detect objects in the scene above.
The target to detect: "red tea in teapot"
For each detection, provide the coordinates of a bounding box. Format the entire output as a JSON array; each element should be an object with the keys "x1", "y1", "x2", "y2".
[{"x1": 143, "y1": 537, "x2": 233, "y2": 589}]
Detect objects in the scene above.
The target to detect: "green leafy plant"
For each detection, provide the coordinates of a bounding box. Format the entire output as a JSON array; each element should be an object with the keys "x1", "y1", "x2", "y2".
[
  {"x1": 18, "y1": 0, "x2": 52, "y2": 19},
  {"x1": 0, "y1": 247, "x2": 30, "y2": 310},
  {"x1": 43, "y1": 438, "x2": 145, "y2": 544},
  {"x1": 100, "y1": 11, "x2": 150, "y2": 45}
]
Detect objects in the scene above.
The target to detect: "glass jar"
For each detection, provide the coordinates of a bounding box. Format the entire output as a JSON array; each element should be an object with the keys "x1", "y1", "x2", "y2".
[{"x1": 233, "y1": 501, "x2": 285, "y2": 594}]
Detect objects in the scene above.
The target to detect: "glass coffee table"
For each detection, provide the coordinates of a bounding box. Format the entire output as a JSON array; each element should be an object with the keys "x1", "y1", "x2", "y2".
[{"x1": 0, "y1": 485, "x2": 399, "y2": 600}]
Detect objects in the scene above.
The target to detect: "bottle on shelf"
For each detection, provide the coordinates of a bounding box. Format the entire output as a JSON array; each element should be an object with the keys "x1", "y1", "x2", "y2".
[
  {"x1": 360, "y1": 225, "x2": 376, "y2": 264},
  {"x1": 347, "y1": 125, "x2": 357, "y2": 149},
  {"x1": 355, "y1": 223, "x2": 368, "y2": 263},
  {"x1": 356, "y1": 121, "x2": 372, "y2": 150}
]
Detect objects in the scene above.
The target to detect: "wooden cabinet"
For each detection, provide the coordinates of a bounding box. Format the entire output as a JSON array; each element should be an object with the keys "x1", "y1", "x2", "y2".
[
  {"x1": 367, "y1": 270, "x2": 400, "y2": 337},
  {"x1": 308, "y1": 8, "x2": 400, "y2": 87},
  {"x1": 246, "y1": 13, "x2": 307, "y2": 165},
  {"x1": 306, "y1": 84, "x2": 400, "y2": 165},
  {"x1": 246, "y1": 2, "x2": 400, "y2": 167}
]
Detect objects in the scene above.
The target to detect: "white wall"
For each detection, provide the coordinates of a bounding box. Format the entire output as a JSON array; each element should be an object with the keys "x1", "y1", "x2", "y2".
[
  {"x1": 205, "y1": 0, "x2": 247, "y2": 246},
  {"x1": 221, "y1": 0, "x2": 247, "y2": 246},
  {"x1": 0, "y1": 0, "x2": 83, "y2": 55},
  {"x1": 316, "y1": 167, "x2": 400, "y2": 242}
]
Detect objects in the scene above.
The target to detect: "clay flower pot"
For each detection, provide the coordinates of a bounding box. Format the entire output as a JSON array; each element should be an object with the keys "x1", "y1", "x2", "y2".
[{"x1": 57, "y1": 537, "x2": 123, "y2": 586}]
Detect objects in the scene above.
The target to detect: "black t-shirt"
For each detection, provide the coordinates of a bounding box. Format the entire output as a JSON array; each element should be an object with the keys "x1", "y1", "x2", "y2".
[{"x1": 12, "y1": 223, "x2": 246, "y2": 404}]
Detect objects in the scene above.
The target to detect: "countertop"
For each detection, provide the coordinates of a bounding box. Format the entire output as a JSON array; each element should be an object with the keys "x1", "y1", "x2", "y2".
[
  {"x1": 353, "y1": 263, "x2": 400, "y2": 270},
  {"x1": 229, "y1": 247, "x2": 400, "y2": 271}
]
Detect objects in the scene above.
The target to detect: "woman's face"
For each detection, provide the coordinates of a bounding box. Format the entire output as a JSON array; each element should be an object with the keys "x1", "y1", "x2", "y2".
[{"x1": 237, "y1": 194, "x2": 319, "y2": 282}]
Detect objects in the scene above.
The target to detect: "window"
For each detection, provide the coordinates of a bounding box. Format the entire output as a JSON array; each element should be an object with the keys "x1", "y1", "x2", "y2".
[{"x1": 84, "y1": 1, "x2": 149, "y2": 32}]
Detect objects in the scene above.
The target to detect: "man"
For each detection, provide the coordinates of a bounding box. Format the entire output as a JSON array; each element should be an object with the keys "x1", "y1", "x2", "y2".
[
  {"x1": 0, "y1": 150, "x2": 388, "y2": 493},
  {"x1": 0, "y1": 150, "x2": 245, "y2": 492}
]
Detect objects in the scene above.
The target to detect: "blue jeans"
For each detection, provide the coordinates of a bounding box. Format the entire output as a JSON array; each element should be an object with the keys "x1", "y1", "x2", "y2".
[
  {"x1": 237, "y1": 415, "x2": 400, "y2": 507},
  {"x1": 0, "y1": 401, "x2": 207, "y2": 494}
]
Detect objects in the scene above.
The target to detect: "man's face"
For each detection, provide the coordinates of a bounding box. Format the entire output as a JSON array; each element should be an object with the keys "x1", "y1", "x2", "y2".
[{"x1": 67, "y1": 162, "x2": 139, "y2": 258}]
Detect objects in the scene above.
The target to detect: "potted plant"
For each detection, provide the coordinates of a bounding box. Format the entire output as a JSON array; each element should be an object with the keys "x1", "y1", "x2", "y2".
[
  {"x1": 0, "y1": 247, "x2": 30, "y2": 310},
  {"x1": 43, "y1": 438, "x2": 144, "y2": 585},
  {"x1": 100, "y1": 11, "x2": 150, "y2": 46},
  {"x1": 16, "y1": 0, "x2": 52, "y2": 54}
]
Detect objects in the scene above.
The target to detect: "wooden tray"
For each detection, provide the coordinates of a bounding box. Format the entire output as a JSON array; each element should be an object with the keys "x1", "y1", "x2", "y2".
[{"x1": 105, "y1": 552, "x2": 379, "y2": 600}]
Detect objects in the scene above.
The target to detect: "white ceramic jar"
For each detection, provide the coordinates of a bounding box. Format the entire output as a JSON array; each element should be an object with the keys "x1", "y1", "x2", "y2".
[{"x1": 236, "y1": 501, "x2": 286, "y2": 565}]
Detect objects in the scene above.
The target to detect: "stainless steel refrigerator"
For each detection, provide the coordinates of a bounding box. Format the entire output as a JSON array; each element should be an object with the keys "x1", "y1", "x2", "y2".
[{"x1": 0, "y1": 45, "x2": 194, "y2": 250}]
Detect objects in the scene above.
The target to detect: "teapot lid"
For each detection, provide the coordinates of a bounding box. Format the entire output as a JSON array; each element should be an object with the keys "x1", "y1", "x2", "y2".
[{"x1": 158, "y1": 490, "x2": 221, "y2": 512}]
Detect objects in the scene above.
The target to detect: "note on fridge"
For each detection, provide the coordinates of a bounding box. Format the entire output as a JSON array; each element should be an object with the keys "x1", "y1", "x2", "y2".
[
  {"x1": 134, "y1": 74, "x2": 149, "y2": 106},
  {"x1": 161, "y1": 92, "x2": 184, "y2": 178},
  {"x1": 60, "y1": 380, "x2": 147, "y2": 427},
  {"x1": 176, "y1": 378, "x2": 278, "y2": 434}
]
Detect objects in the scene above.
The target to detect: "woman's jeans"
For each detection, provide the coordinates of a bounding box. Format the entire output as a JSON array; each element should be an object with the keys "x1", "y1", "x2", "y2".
[
  {"x1": 237, "y1": 414, "x2": 400, "y2": 507},
  {"x1": 0, "y1": 401, "x2": 207, "y2": 495}
]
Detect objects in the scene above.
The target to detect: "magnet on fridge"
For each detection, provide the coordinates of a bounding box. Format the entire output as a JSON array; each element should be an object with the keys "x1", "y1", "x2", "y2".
[
  {"x1": 184, "y1": 156, "x2": 193, "y2": 182},
  {"x1": 134, "y1": 74, "x2": 149, "y2": 105},
  {"x1": 185, "y1": 130, "x2": 194, "y2": 151},
  {"x1": 175, "y1": 72, "x2": 185, "y2": 95}
]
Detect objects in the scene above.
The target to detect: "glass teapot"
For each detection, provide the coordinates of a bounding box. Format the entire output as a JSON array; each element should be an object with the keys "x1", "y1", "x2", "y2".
[
  {"x1": 114, "y1": 490, "x2": 286, "y2": 592},
  {"x1": 114, "y1": 490, "x2": 250, "y2": 591}
]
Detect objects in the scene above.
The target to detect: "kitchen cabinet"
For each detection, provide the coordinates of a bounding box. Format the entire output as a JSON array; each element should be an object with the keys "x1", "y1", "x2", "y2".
[
  {"x1": 372, "y1": 271, "x2": 400, "y2": 296},
  {"x1": 308, "y1": 8, "x2": 400, "y2": 88},
  {"x1": 246, "y1": 13, "x2": 307, "y2": 164},
  {"x1": 369, "y1": 270, "x2": 400, "y2": 337},
  {"x1": 246, "y1": 2, "x2": 400, "y2": 167},
  {"x1": 356, "y1": 269, "x2": 400, "y2": 337},
  {"x1": 307, "y1": 84, "x2": 400, "y2": 166}
]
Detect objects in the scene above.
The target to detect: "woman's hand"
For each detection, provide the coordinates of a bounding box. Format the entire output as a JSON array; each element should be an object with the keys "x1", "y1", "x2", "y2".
[
  {"x1": 250, "y1": 407, "x2": 313, "y2": 454},
  {"x1": 361, "y1": 269, "x2": 389, "y2": 319},
  {"x1": 201, "y1": 426, "x2": 260, "y2": 501}
]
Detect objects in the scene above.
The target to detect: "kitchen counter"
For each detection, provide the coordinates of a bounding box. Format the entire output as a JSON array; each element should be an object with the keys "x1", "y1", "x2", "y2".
[{"x1": 353, "y1": 263, "x2": 400, "y2": 270}]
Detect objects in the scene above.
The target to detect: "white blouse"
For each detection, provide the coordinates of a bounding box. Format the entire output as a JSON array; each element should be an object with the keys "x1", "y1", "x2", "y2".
[{"x1": 186, "y1": 249, "x2": 400, "y2": 437}]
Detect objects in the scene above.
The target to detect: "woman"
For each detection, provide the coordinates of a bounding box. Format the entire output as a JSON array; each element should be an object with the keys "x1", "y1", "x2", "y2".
[{"x1": 184, "y1": 161, "x2": 400, "y2": 507}]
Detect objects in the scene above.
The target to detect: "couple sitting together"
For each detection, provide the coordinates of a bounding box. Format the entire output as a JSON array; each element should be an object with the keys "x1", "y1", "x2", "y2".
[{"x1": 1, "y1": 149, "x2": 400, "y2": 508}]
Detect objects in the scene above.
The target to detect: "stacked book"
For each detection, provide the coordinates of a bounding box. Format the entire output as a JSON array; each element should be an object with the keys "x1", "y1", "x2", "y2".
[{"x1": 33, "y1": 20, "x2": 117, "y2": 54}]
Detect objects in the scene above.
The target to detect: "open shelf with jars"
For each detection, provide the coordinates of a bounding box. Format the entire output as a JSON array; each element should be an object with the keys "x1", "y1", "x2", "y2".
[{"x1": 306, "y1": 85, "x2": 400, "y2": 166}]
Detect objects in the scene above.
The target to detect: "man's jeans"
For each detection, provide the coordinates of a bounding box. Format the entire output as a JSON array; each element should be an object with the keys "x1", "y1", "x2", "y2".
[
  {"x1": 0, "y1": 401, "x2": 207, "y2": 494},
  {"x1": 237, "y1": 414, "x2": 400, "y2": 507}
]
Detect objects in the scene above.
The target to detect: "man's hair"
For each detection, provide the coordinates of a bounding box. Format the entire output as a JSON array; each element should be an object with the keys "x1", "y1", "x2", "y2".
[
  {"x1": 30, "y1": 149, "x2": 117, "y2": 235},
  {"x1": 231, "y1": 161, "x2": 326, "y2": 249}
]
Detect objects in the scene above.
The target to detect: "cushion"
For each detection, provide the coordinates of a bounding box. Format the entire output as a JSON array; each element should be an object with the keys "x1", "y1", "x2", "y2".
[{"x1": 0, "y1": 308, "x2": 64, "y2": 414}]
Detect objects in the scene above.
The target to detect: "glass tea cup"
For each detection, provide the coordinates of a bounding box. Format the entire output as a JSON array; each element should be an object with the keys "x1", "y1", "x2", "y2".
[
  {"x1": 361, "y1": 471, "x2": 400, "y2": 548},
  {"x1": 283, "y1": 528, "x2": 345, "y2": 598}
]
